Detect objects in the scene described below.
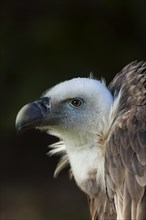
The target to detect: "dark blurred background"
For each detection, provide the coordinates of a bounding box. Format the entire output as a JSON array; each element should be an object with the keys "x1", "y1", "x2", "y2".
[{"x1": 1, "y1": 0, "x2": 146, "y2": 219}]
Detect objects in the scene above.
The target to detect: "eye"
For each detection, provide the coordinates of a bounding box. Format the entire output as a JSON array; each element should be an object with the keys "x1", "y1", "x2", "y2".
[{"x1": 70, "y1": 98, "x2": 83, "y2": 108}]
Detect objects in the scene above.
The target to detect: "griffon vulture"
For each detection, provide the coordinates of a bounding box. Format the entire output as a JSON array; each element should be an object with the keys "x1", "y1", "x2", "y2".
[{"x1": 16, "y1": 61, "x2": 146, "y2": 220}]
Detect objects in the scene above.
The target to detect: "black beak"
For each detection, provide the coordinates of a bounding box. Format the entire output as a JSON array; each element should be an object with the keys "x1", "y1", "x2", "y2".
[{"x1": 16, "y1": 97, "x2": 51, "y2": 134}]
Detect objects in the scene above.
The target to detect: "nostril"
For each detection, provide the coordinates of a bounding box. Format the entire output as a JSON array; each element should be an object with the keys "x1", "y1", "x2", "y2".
[
  {"x1": 35, "y1": 97, "x2": 51, "y2": 113},
  {"x1": 42, "y1": 97, "x2": 51, "y2": 107}
]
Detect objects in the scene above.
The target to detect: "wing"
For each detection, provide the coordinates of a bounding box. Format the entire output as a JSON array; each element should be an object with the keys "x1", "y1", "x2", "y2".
[{"x1": 105, "y1": 61, "x2": 146, "y2": 219}]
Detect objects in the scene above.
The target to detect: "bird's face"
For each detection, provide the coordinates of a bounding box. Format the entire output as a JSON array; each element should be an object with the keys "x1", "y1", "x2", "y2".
[{"x1": 16, "y1": 78, "x2": 113, "y2": 143}]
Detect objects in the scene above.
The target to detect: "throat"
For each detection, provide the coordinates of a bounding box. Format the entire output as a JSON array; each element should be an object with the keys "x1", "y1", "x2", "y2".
[{"x1": 66, "y1": 140, "x2": 105, "y2": 197}]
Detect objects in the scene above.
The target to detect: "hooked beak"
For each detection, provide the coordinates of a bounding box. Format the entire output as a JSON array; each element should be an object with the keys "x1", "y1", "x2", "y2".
[{"x1": 15, "y1": 97, "x2": 51, "y2": 134}]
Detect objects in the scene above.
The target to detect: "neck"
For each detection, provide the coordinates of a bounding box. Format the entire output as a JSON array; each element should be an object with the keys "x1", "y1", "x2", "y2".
[{"x1": 64, "y1": 132, "x2": 106, "y2": 197}]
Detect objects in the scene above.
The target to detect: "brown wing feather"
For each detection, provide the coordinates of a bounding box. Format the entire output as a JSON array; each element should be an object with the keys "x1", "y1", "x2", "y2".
[
  {"x1": 88, "y1": 189, "x2": 116, "y2": 220},
  {"x1": 105, "y1": 61, "x2": 146, "y2": 219}
]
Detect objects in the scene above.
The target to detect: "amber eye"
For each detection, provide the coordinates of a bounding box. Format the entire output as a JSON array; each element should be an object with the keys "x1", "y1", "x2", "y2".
[{"x1": 70, "y1": 98, "x2": 83, "y2": 108}]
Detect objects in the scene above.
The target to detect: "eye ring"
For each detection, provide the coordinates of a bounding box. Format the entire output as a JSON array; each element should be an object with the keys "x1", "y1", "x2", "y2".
[{"x1": 70, "y1": 98, "x2": 83, "y2": 108}]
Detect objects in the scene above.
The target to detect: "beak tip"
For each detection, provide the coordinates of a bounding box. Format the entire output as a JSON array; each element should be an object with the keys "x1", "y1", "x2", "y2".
[
  {"x1": 16, "y1": 127, "x2": 22, "y2": 135},
  {"x1": 15, "y1": 97, "x2": 51, "y2": 134},
  {"x1": 15, "y1": 100, "x2": 47, "y2": 134},
  {"x1": 15, "y1": 105, "x2": 28, "y2": 134}
]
